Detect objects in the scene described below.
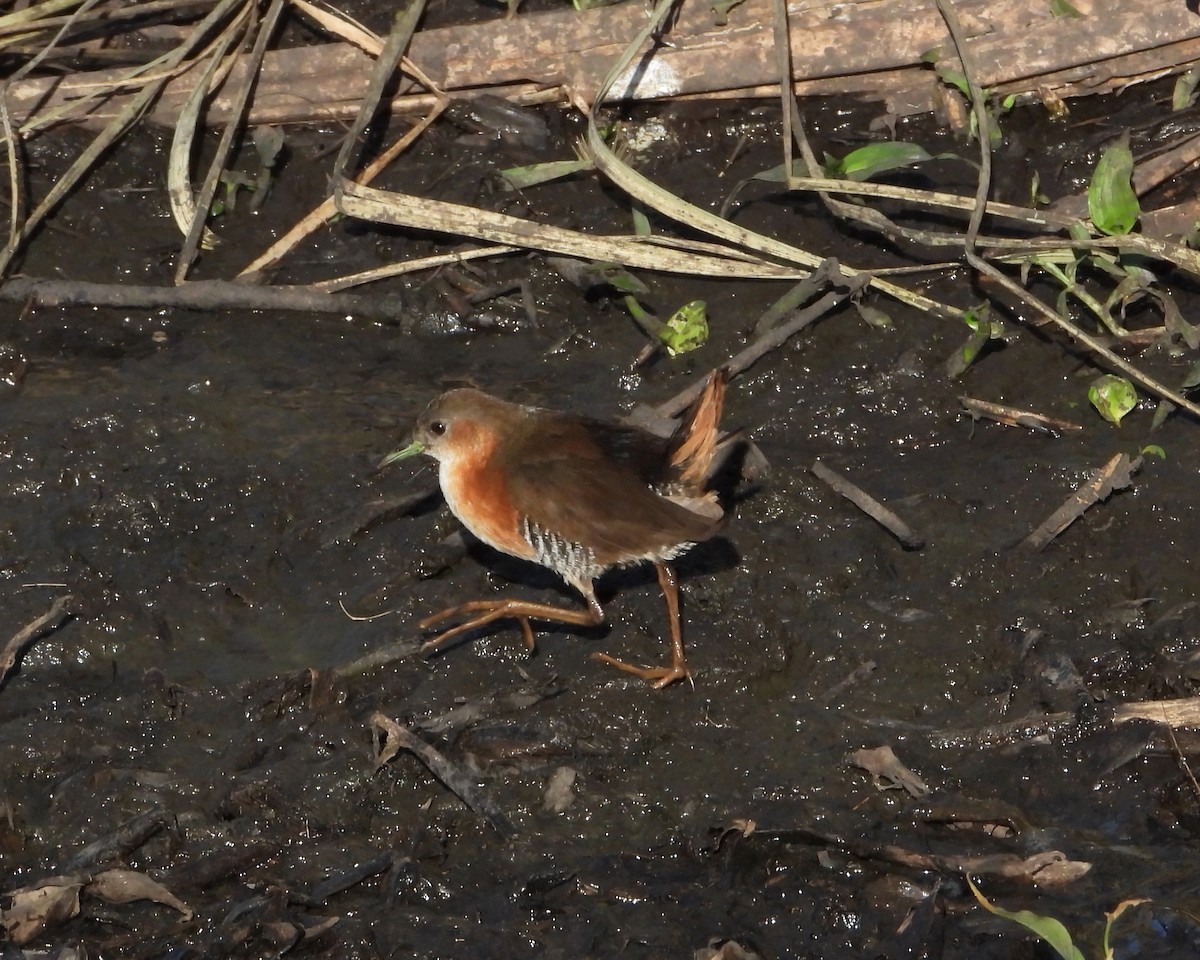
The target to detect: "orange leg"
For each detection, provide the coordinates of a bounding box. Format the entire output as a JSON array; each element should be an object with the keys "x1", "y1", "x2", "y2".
[
  {"x1": 591, "y1": 562, "x2": 692, "y2": 689},
  {"x1": 420, "y1": 590, "x2": 605, "y2": 653}
]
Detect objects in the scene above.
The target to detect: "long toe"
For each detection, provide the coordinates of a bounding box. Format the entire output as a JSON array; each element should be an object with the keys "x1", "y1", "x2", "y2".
[{"x1": 592, "y1": 652, "x2": 691, "y2": 689}]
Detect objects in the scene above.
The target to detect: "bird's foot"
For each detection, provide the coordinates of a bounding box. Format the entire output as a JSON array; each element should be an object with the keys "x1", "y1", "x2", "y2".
[
  {"x1": 419, "y1": 601, "x2": 537, "y2": 653},
  {"x1": 592, "y1": 651, "x2": 692, "y2": 690}
]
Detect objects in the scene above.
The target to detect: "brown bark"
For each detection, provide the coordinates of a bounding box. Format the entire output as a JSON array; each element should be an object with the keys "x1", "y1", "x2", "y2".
[{"x1": 6, "y1": 0, "x2": 1198, "y2": 131}]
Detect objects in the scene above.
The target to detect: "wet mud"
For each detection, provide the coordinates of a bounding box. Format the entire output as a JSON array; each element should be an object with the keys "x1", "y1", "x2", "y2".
[{"x1": 2, "y1": 73, "x2": 1200, "y2": 959}]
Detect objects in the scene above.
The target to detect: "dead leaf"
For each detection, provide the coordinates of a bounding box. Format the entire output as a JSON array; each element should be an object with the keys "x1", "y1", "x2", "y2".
[
  {"x1": 543, "y1": 766, "x2": 577, "y2": 813},
  {"x1": 89, "y1": 869, "x2": 194, "y2": 919},
  {"x1": 0, "y1": 877, "x2": 83, "y2": 945},
  {"x1": 694, "y1": 939, "x2": 764, "y2": 960},
  {"x1": 850, "y1": 746, "x2": 931, "y2": 798}
]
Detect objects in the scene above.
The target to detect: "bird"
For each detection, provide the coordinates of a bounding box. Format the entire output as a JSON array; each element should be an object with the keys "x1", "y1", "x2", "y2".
[{"x1": 381, "y1": 370, "x2": 729, "y2": 688}]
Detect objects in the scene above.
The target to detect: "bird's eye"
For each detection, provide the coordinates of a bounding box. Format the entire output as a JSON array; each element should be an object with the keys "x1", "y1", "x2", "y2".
[{"x1": 429, "y1": 420, "x2": 447, "y2": 436}]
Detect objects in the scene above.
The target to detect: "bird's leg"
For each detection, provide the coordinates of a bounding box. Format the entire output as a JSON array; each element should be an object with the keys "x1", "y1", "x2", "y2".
[
  {"x1": 592, "y1": 562, "x2": 692, "y2": 689},
  {"x1": 420, "y1": 585, "x2": 605, "y2": 654}
]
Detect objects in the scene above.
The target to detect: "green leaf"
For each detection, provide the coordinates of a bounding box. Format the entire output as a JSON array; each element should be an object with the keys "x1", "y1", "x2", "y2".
[
  {"x1": 967, "y1": 878, "x2": 1085, "y2": 960},
  {"x1": 1049, "y1": 0, "x2": 1083, "y2": 17},
  {"x1": 710, "y1": 0, "x2": 745, "y2": 20},
  {"x1": 499, "y1": 158, "x2": 594, "y2": 191},
  {"x1": 1141, "y1": 445, "x2": 1166, "y2": 460},
  {"x1": 659, "y1": 300, "x2": 709, "y2": 357},
  {"x1": 1029, "y1": 171, "x2": 1050, "y2": 206},
  {"x1": 631, "y1": 202, "x2": 651, "y2": 237},
  {"x1": 1173, "y1": 67, "x2": 1200, "y2": 111},
  {"x1": 825, "y1": 142, "x2": 933, "y2": 181},
  {"x1": 577, "y1": 263, "x2": 648, "y2": 296},
  {"x1": 855, "y1": 302, "x2": 892, "y2": 329},
  {"x1": 1088, "y1": 374, "x2": 1138, "y2": 426},
  {"x1": 937, "y1": 67, "x2": 970, "y2": 97},
  {"x1": 1088, "y1": 134, "x2": 1140, "y2": 236},
  {"x1": 945, "y1": 304, "x2": 1001, "y2": 378},
  {"x1": 1067, "y1": 221, "x2": 1092, "y2": 244}
]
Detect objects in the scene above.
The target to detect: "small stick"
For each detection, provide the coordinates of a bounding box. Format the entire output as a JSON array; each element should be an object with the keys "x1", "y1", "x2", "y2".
[
  {"x1": 370, "y1": 712, "x2": 515, "y2": 836},
  {"x1": 0, "y1": 593, "x2": 75, "y2": 691},
  {"x1": 0, "y1": 276, "x2": 405, "y2": 320},
  {"x1": 959, "y1": 395, "x2": 1083, "y2": 434},
  {"x1": 329, "y1": 640, "x2": 424, "y2": 682},
  {"x1": 811, "y1": 460, "x2": 925, "y2": 549},
  {"x1": 817, "y1": 660, "x2": 877, "y2": 706},
  {"x1": 1022, "y1": 452, "x2": 1140, "y2": 551}
]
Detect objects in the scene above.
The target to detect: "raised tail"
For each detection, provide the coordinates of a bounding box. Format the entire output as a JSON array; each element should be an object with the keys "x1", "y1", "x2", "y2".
[{"x1": 667, "y1": 368, "x2": 729, "y2": 496}]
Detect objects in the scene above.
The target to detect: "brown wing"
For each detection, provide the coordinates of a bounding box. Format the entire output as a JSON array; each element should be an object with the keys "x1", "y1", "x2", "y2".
[{"x1": 505, "y1": 428, "x2": 721, "y2": 568}]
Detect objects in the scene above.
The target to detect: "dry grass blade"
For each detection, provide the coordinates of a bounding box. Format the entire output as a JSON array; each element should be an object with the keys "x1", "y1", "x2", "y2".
[
  {"x1": 290, "y1": 0, "x2": 381, "y2": 56},
  {"x1": 0, "y1": 0, "x2": 249, "y2": 278},
  {"x1": 338, "y1": 180, "x2": 805, "y2": 277},
  {"x1": 333, "y1": 0, "x2": 426, "y2": 185},
  {"x1": 784, "y1": 175, "x2": 1076, "y2": 230},
  {"x1": 309, "y1": 243, "x2": 519, "y2": 293},
  {"x1": 329, "y1": 0, "x2": 804, "y2": 280},
  {"x1": 0, "y1": 94, "x2": 18, "y2": 260},
  {"x1": 0, "y1": 0, "x2": 84, "y2": 33},
  {"x1": 167, "y1": 9, "x2": 250, "y2": 250},
  {"x1": 175, "y1": 0, "x2": 286, "y2": 282}
]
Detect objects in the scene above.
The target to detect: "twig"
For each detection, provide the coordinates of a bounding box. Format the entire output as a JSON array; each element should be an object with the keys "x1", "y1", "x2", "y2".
[
  {"x1": 959, "y1": 396, "x2": 1083, "y2": 434},
  {"x1": 0, "y1": 276, "x2": 405, "y2": 319},
  {"x1": 817, "y1": 660, "x2": 877, "y2": 706},
  {"x1": 811, "y1": 460, "x2": 925, "y2": 549},
  {"x1": 175, "y1": 0, "x2": 287, "y2": 283},
  {"x1": 328, "y1": 639, "x2": 423, "y2": 682},
  {"x1": 923, "y1": 695, "x2": 1200, "y2": 751},
  {"x1": 0, "y1": 593, "x2": 75, "y2": 691},
  {"x1": 62, "y1": 808, "x2": 169, "y2": 872},
  {"x1": 370, "y1": 712, "x2": 515, "y2": 836},
  {"x1": 1021, "y1": 452, "x2": 1140, "y2": 552},
  {"x1": 750, "y1": 823, "x2": 1089, "y2": 887}
]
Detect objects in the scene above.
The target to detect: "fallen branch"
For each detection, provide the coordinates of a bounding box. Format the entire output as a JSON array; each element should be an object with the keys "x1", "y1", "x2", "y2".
[
  {"x1": 748, "y1": 823, "x2": 1090, "y2": 888},
  {"x1": 6, "y1": 0, "x2": 1197, "y2": 130},
  {"x1": 0, "y1": 593, "x2": 75, "y2": 692},
  {"x1": 1022, "y1": 452, "x2": 1141, "y2": 552},
  {"x1": 0, "y1": 276, "x2": 406, "y2": 320},
  {"x1": 811, "y1": 460, "x2": 925, "y2": 550},
  {"x1": 959, "y1": 396, "x2": 1083, "y2": 435}
]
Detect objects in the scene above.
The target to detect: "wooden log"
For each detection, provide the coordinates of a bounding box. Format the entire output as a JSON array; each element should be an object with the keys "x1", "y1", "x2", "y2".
[{"x1": 6, "y1": 0, "x2": 1199, "y2": 131}]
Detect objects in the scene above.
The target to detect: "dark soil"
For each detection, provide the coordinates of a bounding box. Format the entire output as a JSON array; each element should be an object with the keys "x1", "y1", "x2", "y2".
[{"x1": 2, "y1": 43, "x2": 1200, "y2": 960}]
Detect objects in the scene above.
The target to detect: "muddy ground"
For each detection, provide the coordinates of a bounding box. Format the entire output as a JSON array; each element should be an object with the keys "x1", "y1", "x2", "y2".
[{"x1": 1, "y1": 32, "x2": 1200, "y2": 960}]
